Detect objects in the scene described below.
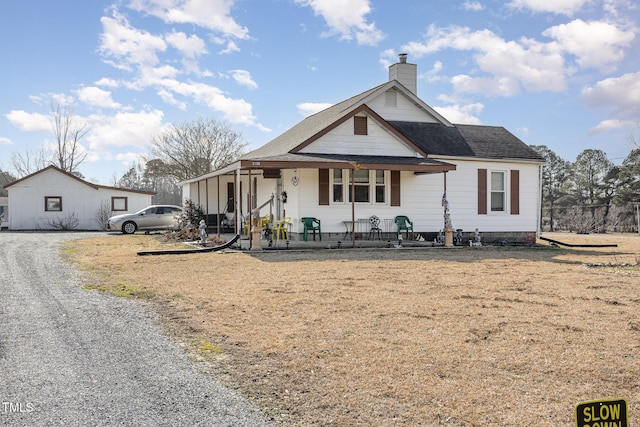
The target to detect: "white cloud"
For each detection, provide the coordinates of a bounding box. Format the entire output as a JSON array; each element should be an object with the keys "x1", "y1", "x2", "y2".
[
  {"x1": 95, "y1": 7, "x2": 267, "y2": 138},
  {"x1": 219, "y1": 40, "x2": 240, "y2": 54},
  {"x1": 114, "y1": 151, "x2": 147, "y2": 165},
  {"x1": 99, "y1": 13, "x2": 167, "y2": 69},
  {"x1": 403, "y1": 25, "x2": 566, "y2": 97},
  {"x1": 0, "y1": 137, "x2": 13, "y2": 145},
  {"x1": 165, "y1": 30, "x2": 207, "y2": 58},
  {"x1": 135, "y1": 64, "x2": 181, "y2": 88},
  {"x1": 543, "y1": 19, "x2": 635, "y2": 70},
  {"x1": 419, "y1": 61, "x2": 444, "y2": 83},
  {"x1": 378, "y1": 49, "x2": 396, "y2": 69},
  {"x1": 5, "y1": 110, "x2": 50, "y2": 132},
  {"x1": 296, "y1": 102, "x2": 334, "y2": 117},
  {"x1": 156, "y1": 89, "x2": 187, "y2": 110},
  {"x1": 229, "y1": 69, "x2": 258, "y2": 89},
  {"x1": 433, "y1": 103, "x2": 484, "y2": 125},
  {"x1": 29, "y1": 92, "x2": 74, "y2": 106},
  {"x1": 507, "y1": 0, "x2": 589, "y2": 16},
  {"x1": 95, "y1": 77, "x2": 120, "y2": 88},
  {"x1": 85, "y1": 109, "x2": 166, "y2": 152},
  {"x1": 76, "y1": 86, "x2": 122, "y2": 109},
  {"x1": 127, "y1": 0, "x2": 249, "y2": 39},
  {"x1": 295, "y1": 0, "x2": 385, "y2": 46},
  {"x1": 462, "y1": 1, "x2": 484, "y2": 11},
  {"x1": 588, "y1": 119, "x2": 634, "y2": 134},
  {"x1": 582, "y1": 71, "x2": 640, "y2": 122},
  {"x1": 157, "y1": 79, "x2": 269, "y2": 130}
]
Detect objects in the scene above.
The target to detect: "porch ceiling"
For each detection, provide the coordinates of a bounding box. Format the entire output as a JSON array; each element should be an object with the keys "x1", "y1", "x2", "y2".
[{"x1": 239, "y1": 153, "x2": 456, "y2": 174}]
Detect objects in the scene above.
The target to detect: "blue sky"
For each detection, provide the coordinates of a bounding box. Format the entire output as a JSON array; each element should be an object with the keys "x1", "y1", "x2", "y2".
[{"x1": 1, "y1": 0, "x2": 638, "y2": 184}]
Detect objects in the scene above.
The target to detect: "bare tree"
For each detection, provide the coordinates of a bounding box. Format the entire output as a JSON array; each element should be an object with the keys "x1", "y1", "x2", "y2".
[
  {"x1": 148, "y1": 117, "x2": 246, "y2": 181},
  {"x1": 11, "y1": 147, "x2": 50, "y2": 177},
  {"x1": 10, "y1": 102, "x2": 89, "y2": 177},
  {"x1": 50, "y1": 102, "x2": 89, "y2": 173},
  {"x1": 96, "y1": 200, "x2": 113, "y2": 231}
]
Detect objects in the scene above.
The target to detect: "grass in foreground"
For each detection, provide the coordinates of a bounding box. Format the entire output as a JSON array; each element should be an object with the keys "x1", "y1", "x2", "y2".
[{"x1": 64, "y1": 233, "x2": 640, "y2": 426}]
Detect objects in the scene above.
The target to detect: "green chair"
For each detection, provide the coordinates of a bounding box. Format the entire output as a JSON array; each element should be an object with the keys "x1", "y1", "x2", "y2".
[
  {"x1": 394, "y1": 215, "x2": 414, "y2": 239},
  {"x1": 301, "y1": 217, "x2": 321, "y2": 241}
]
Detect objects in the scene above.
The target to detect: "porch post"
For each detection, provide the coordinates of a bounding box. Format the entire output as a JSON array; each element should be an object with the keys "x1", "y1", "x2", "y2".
[
  {"x1": 216, "y1": 176, "x2": 221, "y2": 236},
  {"x1": 351, "y1": 168, "x2": 355, "y2": 247},
  {"x1": 236, "y1": 166, "x2": 241, "y2": 236},
  {"x1": 248, "y1": 169, "x2": 252, "y2": 249}
]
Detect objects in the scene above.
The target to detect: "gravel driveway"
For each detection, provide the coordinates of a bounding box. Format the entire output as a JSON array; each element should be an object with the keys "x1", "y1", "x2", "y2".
[{"x1": 0, "y1": 232, "x2": 273, "y2": 427}]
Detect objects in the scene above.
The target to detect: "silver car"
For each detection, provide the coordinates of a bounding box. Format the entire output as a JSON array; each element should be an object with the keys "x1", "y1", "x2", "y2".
[{"x1": 107, "y1": 205, "x2": 183, "y2": 234}]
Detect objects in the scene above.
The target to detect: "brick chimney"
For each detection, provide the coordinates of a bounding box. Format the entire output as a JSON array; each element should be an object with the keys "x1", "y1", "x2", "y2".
[{"x1": 388, "y1": 53, "x2": 417, "y2": 95}]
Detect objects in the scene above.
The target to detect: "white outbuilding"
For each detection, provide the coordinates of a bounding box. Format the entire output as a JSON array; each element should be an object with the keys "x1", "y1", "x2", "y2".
[{"x1": 4, "y1": 165, "x2": 155, "y2": 231}]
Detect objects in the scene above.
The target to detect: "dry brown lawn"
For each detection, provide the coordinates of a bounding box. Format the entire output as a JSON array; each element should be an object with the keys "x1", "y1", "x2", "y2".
[{"x1": 63, "y1": 232, "x2": 640, "y2": 426}]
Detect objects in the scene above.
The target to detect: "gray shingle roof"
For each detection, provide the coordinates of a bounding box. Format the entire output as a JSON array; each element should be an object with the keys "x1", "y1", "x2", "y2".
[
  {"x1": 387, "y1": 121, "x2": 475, "y2": 157},
  {"x1": 388, "y1": 121, "x2": 543, "y2": 161},
  {"x1": 456, "y1": 125, "x2": 544, "y2": 160}
]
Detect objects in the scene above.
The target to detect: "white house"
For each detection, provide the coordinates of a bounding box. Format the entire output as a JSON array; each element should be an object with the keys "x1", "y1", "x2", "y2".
[
  {"x1": 180, "y1": 54, "x2": 545, "y2": 244},
  {"x1": 5, "y1": 165, "x2": 155, "y2": 231}
]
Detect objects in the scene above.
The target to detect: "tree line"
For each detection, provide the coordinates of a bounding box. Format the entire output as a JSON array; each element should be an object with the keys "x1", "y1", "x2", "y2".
[{"x1": 531, "y1": 144, "x2": 640, "y2": 233}]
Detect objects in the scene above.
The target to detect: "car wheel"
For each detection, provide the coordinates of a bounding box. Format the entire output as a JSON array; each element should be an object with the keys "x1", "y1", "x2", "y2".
[{"x1": 122, "y1": 221, "x2": 137, "y2": 234}]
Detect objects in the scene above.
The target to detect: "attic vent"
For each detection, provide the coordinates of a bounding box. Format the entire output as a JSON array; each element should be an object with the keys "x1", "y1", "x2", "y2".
[
  {"x1": 354, "y1": 116, "x2": 367, "y2": 135},
  {"x1": 385, "y1": 91, "x2": 397, "y2": 107}
]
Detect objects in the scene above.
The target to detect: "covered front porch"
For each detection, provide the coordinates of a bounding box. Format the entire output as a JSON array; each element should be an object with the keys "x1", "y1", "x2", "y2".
[{"x1": 179, "y1": 153, "x2": 456, "y2": 249}]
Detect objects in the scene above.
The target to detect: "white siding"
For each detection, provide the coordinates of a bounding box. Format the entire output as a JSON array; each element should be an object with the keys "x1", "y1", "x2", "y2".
[
  {"x1": 440, "y1": 160, "x2": 540, "y2": 232},
  {"x1": 299, "y1": 116, "x2": 417, "y2": 156},
  {"x1": 8, "y1": 168, "x2": 152, "y2": 230},
  {"x1": 368, "y1": 89, "x2": 441, "y2": 123},
  {"x1": 275, "y1": 160, "x2": 540, "y2": 235}
]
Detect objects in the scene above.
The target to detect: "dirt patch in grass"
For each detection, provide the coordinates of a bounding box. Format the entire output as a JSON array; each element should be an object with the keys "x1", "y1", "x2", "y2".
[{"x1": 64, "y1": 232, "x2": 640, "y2": 426}]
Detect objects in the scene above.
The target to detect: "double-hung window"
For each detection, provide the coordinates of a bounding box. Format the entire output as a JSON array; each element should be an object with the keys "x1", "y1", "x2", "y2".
[
  {"x1": 490, "y1": 171, "x2": 506, "y2": 212},
  {"x1": 350, "y1": 170, "x2": 370, "y2": 203}
]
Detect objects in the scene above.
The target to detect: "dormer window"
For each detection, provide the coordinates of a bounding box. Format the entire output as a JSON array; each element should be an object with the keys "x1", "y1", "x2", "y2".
[{"x1": 354, "y1": 116, "x2": 367, "y2": 135}]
